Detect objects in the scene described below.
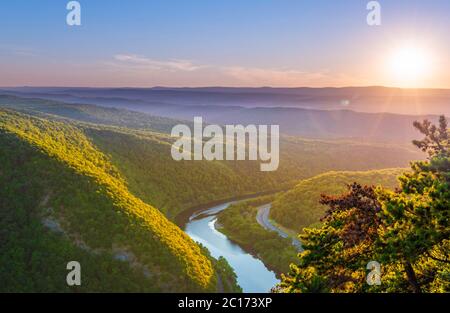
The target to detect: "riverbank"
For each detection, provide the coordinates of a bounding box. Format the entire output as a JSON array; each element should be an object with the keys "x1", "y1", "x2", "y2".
[
  {"x1": 175, "y1": 188, "x2": 289, "y2": 229},
  {"x1": 215, "y1": 198, "x2": 299, "y2": 276},
  {"x1": 214, "y1": 223, "x2": 290, "y2": 279},
  {"x1": 184, "y1": 201, "x2": 279, "y2": 292}
]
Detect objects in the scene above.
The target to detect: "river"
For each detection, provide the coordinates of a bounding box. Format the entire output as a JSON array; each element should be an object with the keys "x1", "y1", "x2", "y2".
[{"x1": 184, "y1": 201, "x2": 280, "y2": 293}]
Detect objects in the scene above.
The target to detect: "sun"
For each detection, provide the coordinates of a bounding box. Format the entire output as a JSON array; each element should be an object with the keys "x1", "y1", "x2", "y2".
[{"x1": 387, "y1": 44, "x2": 433, "y2": 88}]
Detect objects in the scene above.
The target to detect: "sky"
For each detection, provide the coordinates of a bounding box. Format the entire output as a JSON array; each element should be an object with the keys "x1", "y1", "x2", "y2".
[{"x1": 0, "y1": 0, "x2": 449, "y2": 88}]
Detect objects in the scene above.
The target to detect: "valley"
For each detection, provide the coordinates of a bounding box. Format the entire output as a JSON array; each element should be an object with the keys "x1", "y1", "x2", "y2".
[
  {"x1": 2, "y1": 87, "x2": 449, "y2": 141},
  {"x1": 185, "y1": 200, "x2": 279, "y2": 293},
  {"x1": 1, "y1": 92, "x2": 446, "y2": 293},
  {"x1": 1, "y1": 0, "x2": 448, "y2": 296}
]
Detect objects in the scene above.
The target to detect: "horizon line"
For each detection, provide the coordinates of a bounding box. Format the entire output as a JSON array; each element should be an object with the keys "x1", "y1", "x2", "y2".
[{"x1": 1, "y1": 85, "x2": 450, "y2": 91}]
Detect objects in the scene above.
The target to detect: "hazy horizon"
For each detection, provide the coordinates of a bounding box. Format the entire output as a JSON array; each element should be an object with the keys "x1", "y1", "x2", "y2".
[{"x1": 2, "y1": 85, "x2": 450, "y2": 91}]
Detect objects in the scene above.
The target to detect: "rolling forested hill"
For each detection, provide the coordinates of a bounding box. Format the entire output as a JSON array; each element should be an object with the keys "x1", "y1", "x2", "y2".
[
  {"x1": 271, "y1": 169, "x2": 406, "y2": 232},
  {"x1": 0, "y1": 95, "x2": 424, "y2": 220},
  {"x1": 2, "y1": 88, "x2": 448, "y2": 142},
  {"x1": 0, "y1": 96, "x2": 427, "y2": 292},
  {"x1": 0, "y1": 94, "x2": 188, "y2": 134},
  {"x1": 0, "y1": 109, "x2": 242, "y2": 292},
  {"x1": 2, "y1": 86, "x2": 449, "y2": 115}
]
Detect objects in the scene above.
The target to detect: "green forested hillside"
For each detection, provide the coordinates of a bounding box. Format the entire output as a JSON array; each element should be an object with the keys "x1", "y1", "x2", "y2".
[
  {"x1": 83, "y1": 126, "x2": 425, "y2": 220},
  {"x1": 271, "y1": 169, "x2": 406, "y2": 232},
  {"x1": 0, "y1": 109, "x2": 239, "y2": 292},
  {"x1": 0, "y1": 95, "x2": 185, "y2": 134},
  {"x1": 0, "y1": 97, "x2": 437, "y2": 293},
  {"x1": 0, "y1": 96, "x2": 424, "y2": 220},
  {"x1": 277, "y1": 117, "x2": 449, "y2": 293},
  {"x1": 216, "y1": 170, "x2": 405, "y2": 275}
]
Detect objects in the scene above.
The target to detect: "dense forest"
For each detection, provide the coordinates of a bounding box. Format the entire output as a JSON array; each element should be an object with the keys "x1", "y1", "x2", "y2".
[
  {"x1": 271, "y1": 169, "x2": 406, "y2": 232},
  {"x1": 0, "y1": 108, "x2": 239, "y2": 292},
  {"x1": 0, "y1": 96, "x2": 424, "y2": 220},
  {"x1": 277, "y1": 117, "x2": 449, "y2": 293},
  {"x1": 215, "y1": 170, "x2": 408, "y2": 277},
  {"x1": 1, "y1": 95, "x2": 447, "y2": 293}
]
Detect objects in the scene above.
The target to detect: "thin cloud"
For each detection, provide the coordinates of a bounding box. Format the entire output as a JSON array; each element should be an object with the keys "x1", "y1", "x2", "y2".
[
  {"x1": 113, "y1": 54, "x2": 205, "y2": 72},
  {"x1": 221, "y1": 66, "x2": 344, "y2": 87},
  {"x1": 104, "y1": 54, "x2": 360, "y2": 87}
]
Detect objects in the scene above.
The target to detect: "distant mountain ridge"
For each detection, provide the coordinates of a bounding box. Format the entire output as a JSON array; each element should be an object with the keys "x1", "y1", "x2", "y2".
[
  {"x1": 1, "y1": 86, "x2": 449, "y2": 115},
  {"x1": 0, "y1": 91, "x2": 446, "y2": 142},
  {"x1": 0, "y1": 95, "x2": 425, "y2": 218}
]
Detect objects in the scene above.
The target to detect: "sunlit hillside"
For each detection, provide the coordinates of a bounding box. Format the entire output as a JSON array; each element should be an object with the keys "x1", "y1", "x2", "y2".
[
  {"x1": 0, "y1": 95, "x2": 425, "y2": 219},
  {"x1": 271, "y1": 169, "x2": 406, "y2": 232},
  {"x1": 0, "y1": 108, "x2": 241, "y2": 292}
]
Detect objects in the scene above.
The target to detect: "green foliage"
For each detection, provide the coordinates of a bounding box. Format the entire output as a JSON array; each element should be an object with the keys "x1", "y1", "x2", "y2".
[
  {"x1": 216, "y1": 196, "x2": 298, "y2": 275},
  {"x1": 0, "y1": 96, "x2": 424, "y2": 221},
  {"x1": 271, "y1": 169, "x2": 405, "y2": 232},
  {"x1": 0, "y1": 109, "x2": 224, "y2": 292},
  {"x1": 0, "y1": 130, "x2": 165, "y2": 292},
  {"x1": 0, "y1": 94, "x2": 184, "y2": 134},
  {"x1": 87, "y1": 129, "x2": 423, "y2": 220},
  {"x1": 277, "y1": 116, "x2": 449, "y2": 293},
  {"x1": 376, "y1": 116, "x2": 449, "y2": 292},
  {"x1": 214, "y1": 256, "x2": 243, "y2": 293},
  {"x1": 197, "y1": 245, "x2": 243, "y2": 293},
  {"x1": 0, "y1": 96, "x2": 439, "y2": 293}
]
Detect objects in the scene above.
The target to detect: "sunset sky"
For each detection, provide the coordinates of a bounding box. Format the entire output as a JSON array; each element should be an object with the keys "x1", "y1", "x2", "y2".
[{"x1": 1, "y1": 0, "x2": 449, "y2": 88}]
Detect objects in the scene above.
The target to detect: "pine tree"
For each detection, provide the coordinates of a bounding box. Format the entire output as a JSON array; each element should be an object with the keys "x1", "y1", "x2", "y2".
[
  {"x1": 278, "y1": 116, "x2": 449, "y2": 293},
  {"x1": 376, "y1": 116, "x2": 449, "y2": 292}
]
